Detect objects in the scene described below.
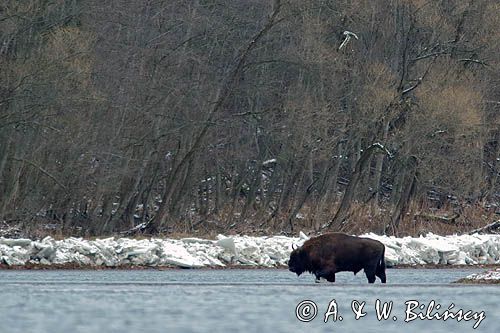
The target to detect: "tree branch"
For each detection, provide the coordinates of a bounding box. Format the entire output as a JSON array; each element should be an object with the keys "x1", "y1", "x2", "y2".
[
  {"x1": 9, "y1": 158, "x2": 67, "y2": 191},
  {"x1": 323, "y1": 143, "x2": 392, "y2": 230}
]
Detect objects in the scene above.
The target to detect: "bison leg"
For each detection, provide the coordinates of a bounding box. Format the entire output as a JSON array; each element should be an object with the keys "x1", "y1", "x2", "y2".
[
  {"x1": 325, "y1": 272, "x2": 336, "y2": 283},
  {"x1": 376, "y1": 265, "x2": 386, "y2": 283},
  {"x1": 365, "y1": 271, "x2": 376, "y2": 283},
  {"x1": 314, "y1": 270, "x2": 335, "y2": 283},
  {"x1": 376, "y1": 257, "x2": 386, "y2": 283},
  {"x1": 365, "y1": 256, "x2": 385, "y2": 283},
  {"x1": 317, "y1": 269, "x2": 336, "y2": 283},
  {"x1": 364, "y1": 265, "x2": 377, "y2": 283}
]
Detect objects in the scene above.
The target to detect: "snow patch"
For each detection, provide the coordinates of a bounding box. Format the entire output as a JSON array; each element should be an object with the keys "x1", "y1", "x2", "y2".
[{"x1": 462, "y1": 268, "x2": 500, "y2": 281}]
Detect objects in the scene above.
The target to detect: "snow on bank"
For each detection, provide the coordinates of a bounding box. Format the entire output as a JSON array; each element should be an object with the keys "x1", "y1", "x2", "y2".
[
  {"x1": 456, "y1": 268, "x2": 500, "y2": 283},
  {"x1": 0, "y1": 232, "x2": 499, "y2": 268}
]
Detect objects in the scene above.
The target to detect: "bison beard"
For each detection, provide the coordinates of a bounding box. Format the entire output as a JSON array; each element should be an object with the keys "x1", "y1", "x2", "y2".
[{"x1": 288, "y1": 233, "x2": 386, "y2": 284}]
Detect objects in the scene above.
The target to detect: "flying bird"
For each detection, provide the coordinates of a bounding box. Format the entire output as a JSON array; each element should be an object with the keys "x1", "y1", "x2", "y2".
[{"x1": 338, "y1": 31, "x2": 359, "y2": 51}]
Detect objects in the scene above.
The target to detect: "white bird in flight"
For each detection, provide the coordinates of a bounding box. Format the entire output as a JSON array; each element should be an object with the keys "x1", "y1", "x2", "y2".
[{"x1": 338, "y1": 31, "x2": 359, "y2": 51}]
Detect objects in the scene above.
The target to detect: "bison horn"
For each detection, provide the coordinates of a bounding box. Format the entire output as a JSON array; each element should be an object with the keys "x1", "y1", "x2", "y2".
[{"x1": 292, "y1": 244, "x2": 298, "y2": 250}]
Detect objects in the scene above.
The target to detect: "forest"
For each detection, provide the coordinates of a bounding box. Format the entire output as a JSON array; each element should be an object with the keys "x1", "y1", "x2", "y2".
[{"x1": 1, "y1": 0, "x2": 499, "y2": 238}]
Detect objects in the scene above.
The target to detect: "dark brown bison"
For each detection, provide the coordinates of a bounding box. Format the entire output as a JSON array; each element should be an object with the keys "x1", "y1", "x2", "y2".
[{"x1": 288, "y1": 233, "x2": 386, "y2": 283}]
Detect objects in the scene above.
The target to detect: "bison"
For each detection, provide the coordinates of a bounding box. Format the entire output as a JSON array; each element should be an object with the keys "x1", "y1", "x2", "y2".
[{"x1": 288, "y1": 233, "x2": 386, "y2": 283}]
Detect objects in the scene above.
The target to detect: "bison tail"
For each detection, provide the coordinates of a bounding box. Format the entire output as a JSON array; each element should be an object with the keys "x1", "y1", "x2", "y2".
[
  {"x1": 376, "y1": 246, "x2": 387, "y2": 283},
  {"x1": 377, "y1": 246, "x2": 386, "y2": 271}
]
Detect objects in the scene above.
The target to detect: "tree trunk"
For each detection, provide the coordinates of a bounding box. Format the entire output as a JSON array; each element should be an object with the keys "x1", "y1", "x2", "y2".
[
  {"x1": 372, "y1": 120, "x2": 390, "y2": 206},
  {"x1": 326, "y1": 143, "x2": 391, "y2": 230},
  {"x1": 145, "y1": 1, "x2": 283, "y2": 234},
  {"x1": 387, "y1": 155, "x2": 418, "y2": 235}
]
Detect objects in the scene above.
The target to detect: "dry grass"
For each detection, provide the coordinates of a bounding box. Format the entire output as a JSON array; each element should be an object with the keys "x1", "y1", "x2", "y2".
[{"x1": 7, "y1": 199, "x2": 499, "y2": 240}]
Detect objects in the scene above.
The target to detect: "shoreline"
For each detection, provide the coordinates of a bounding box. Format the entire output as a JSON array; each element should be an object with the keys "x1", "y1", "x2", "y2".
[{"x1": 453, "y1": 278, "x2": 500, "y2": 284}]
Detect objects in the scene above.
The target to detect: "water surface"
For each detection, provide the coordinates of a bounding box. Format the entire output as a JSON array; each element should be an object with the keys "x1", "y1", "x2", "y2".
[{"x1": 0, "y1": 269, "x2": 498, "y2": 333}]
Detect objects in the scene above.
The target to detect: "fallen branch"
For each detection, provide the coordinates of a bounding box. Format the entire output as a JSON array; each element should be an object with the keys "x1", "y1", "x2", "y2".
[
  {"x1": 468, "y1": 221, "x2": 500, "y2": 234},
  {"x1": 120, "y1": 220, "x2": 152, "y2": 236},
  {"x1": 415, "y1": 212, "x2": 463, "y2": 225}
]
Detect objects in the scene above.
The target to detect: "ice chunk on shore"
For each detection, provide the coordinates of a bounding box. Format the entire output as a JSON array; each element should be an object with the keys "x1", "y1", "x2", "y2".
[
  {"x1": 0, "y1": 238, "x2": 32, "y2": 247},
  {"x1": 216, "y1": 235, "x2": 237, "y2": 255},
  {"x1": 0, "y1": 231, "x2": 499, "y2": 268},
  {"x1": 459, "y1": 268, "x2": 500, "y2": 283}
]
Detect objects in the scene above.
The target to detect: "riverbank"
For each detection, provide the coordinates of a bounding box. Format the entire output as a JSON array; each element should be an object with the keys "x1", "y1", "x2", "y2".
[{"x1": 1, "y1": 232, "x2": 500, "y2": 269}]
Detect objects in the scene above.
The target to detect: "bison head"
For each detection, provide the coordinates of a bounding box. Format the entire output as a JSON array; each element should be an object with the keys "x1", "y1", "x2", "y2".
[{"x1": 288, "y1": 245, "x2": 308, "y2": 276}]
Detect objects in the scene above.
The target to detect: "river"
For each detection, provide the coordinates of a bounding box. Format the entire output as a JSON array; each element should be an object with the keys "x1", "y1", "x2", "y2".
[{"x1": 0, "y1": 268, "x2": 498, "y2": 333}]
